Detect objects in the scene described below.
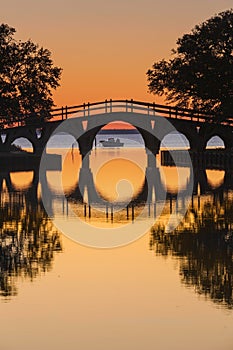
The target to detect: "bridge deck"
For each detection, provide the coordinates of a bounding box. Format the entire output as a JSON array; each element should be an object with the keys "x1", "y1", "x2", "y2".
[{"x1": 1, "y1": 99, "x2": 233, "y2": 130}]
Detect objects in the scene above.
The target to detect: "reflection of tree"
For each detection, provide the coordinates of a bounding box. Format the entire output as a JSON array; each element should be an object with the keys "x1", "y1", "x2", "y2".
[
  {"x1": 0, "y1": 191, "x2": 62, "y2": 298},
  {"x1": 150, "y1": 192, "x2": 233, "y2": 309}
]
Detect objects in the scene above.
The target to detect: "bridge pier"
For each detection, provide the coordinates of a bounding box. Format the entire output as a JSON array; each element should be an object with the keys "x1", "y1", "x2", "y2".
[
  {"x1": 147, "y1": 151, "x2": 157, "y2": 168},
  {"x1": 81, "y1": 153, "x2": 90, "y2": 168},
  {"x1": 0, "y1": 135, "x2": 11, "y2": 153}
]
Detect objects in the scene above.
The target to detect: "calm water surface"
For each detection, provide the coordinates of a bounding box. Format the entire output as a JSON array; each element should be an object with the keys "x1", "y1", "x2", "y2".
[{"x1": 0, "y1": 141, "x2": 233, "y2": 349}]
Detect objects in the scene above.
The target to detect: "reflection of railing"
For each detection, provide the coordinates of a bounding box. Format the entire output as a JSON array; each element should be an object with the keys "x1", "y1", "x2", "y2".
[
  {"x1": 58, "y1": 197, "x2": 160, "y2": 223},
  {"x1": 2, "y1": 99, "x2": 233, "y2": 129}
]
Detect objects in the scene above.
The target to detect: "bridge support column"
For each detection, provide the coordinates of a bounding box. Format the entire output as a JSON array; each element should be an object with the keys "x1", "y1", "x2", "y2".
[
  {"x1": 78, "y1": 130, "x2": 97, "y2": 169},
  {"x1": 147, "y1": 151, "x2": 157, "y2": 168},
  {"x1": 34, "y1": 145, "x2": 45, "y2": 155},
  {"x1": 138, "y1": 129, "x2": 161, "y2": 168},
  {"x1": 0, "y1": 144, "x2": 11, "y2": 153},
  {"x1": 81, "y1": 153, "x2": 90, "y2": 168},
  {"x1": 145, "y1": 166, "x2": 166, "y2": 202}
]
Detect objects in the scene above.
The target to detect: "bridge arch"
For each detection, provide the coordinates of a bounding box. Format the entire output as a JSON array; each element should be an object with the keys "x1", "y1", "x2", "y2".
[
  {"x1": 79, "y1": 122, "x2": 147, "y2": 153},
  {"x1": 95, "y1": 121, "x2": 145, "y2": 148},
  {"x1": 45, "y1": 132, "x2": 79, "y2": 150},
  {"x1": 160, "y1": 131, "x2": 190, "y2": 150},
  {"x1": 11, "y1": 137, "x2": 35, "y2": 153},
  {"x1": 206, "y1": 135, "x2": 225, "y2": 149},
  {"x1": 199, "y1": 125, "x2": 233, "y2": 151},
  {"x1": 75, "y1": 112, "x2": 168, "y2": 161},
  {"x1": 205, "y1": 134, "x2": 228, "y2": 150}
]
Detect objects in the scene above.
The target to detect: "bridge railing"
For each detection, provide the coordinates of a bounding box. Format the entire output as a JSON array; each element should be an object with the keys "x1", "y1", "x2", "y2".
[
  {"x1": 1, "y1": 99, "x2": 233, "y2": 129},
  {"x1": 50, "y1": 99, "x2": 233, "y2": 125}
]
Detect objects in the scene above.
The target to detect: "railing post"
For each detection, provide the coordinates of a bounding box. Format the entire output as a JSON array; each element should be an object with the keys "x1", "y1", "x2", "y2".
[
  {"x1": 126, "y1": 99, "x2": 128, "y2": 113},
  {"x1": 153, "y1": 102, "x2": 155, "y2": 116},
  {"x1": 105, "y1": 99, "x2": 108, "y2": 113},
  {"x1": 175, "y1": 107, "x2": 178, "y2": 119},
  {"x1": 62, "y1": 106, "x2": 64, "y2": 120},
  {"x1": 131, "y1": 99, "x2": 133, "y2": 113},
  {"x1": 169, "y1": 106, "x2": 171, "y2": 118},
  {"x1": 65, "y1": 105, "x2": 68, "y2": 119},
  {"x1": 110, "y1": 99, "x2": 112, "y2": 113},
  {"x1": 83, "y1": 103, "x2": 86, "y2": 117},
  {"x1": 88, "y1": 102, "x2": 90, "y2": 117}
]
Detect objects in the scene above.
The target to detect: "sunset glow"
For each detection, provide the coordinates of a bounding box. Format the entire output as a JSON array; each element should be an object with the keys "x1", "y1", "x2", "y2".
[{"x1": 1, "y1": 1, "x2": 230, "y2": 107}]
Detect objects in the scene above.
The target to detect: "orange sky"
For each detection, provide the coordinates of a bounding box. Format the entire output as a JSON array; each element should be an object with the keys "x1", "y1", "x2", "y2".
[{"x1": 1, "y1": 1, "x2": 232, "y2": 108}]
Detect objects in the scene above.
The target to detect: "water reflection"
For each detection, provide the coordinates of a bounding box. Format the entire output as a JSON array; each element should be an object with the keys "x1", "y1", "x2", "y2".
[
  {"x1": 0, "y1": 168, "x2": 62, "y2": 299},
  {"x1": 1, "y1": 148, "x2": 233, "y2": 310},
  {"x1": 150, "y1": 191, "x2": 233, "y2": 309}
]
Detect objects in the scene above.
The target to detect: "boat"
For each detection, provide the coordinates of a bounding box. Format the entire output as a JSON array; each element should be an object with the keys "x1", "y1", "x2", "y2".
[{"x1": 99, "y1": 137, "x2": 124, "y2": 147}]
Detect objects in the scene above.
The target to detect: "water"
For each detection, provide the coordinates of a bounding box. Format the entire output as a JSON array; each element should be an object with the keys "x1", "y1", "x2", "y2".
[
  {"x1": 0, "y1": 141, "x2": 232, "y2": 349},
  {"x1": 12, "y1": 131, "x2": 225, "y2": 150}
]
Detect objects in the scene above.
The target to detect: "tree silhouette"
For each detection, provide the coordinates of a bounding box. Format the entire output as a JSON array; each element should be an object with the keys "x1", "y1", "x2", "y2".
[
  {"x1": 0, "y1": 191, "x2": 62, "y2": 298},
  {"x1": 0, "y1": 24, "x2": 62, "y2": 125},
  {"x1": 150, "y1": 192, "x2": 233, "y2": 309},
  {"x1": 147, "y1": 10, "x2": 233, "y2": 119}
]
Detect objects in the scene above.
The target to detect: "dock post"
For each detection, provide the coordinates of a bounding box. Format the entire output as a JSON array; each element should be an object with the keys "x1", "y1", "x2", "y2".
[
  {"x1": 132, "y1": 204, "x2": 134, "y2": 221},
  {"x1": 106, "y1": 204, "x2": 108, "y2": 219}
]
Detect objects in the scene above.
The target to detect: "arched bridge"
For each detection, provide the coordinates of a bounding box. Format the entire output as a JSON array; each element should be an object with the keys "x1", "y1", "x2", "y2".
[{"x1": 0, "y1": 99, "x2": 233, "y2": 157}]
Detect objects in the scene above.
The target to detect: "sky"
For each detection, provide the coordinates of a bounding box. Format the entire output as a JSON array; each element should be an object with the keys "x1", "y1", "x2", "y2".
[{"x1": 1, "y1": 0, "x2": 232, "y2": 107}]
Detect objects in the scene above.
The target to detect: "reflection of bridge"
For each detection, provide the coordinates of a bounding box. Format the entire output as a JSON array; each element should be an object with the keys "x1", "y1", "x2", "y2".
[
  {"x1": 0, "y1": 100, "x2": 233, "y2": 158},
  {"x1": 67, "y1": 165, "x2": 233, "y2": 204},
  {"x1": 1, "y1": 160, "x2": 232, "y2": 219}
]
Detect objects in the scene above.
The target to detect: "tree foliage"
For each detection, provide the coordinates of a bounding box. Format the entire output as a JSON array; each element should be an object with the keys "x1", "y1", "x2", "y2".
[
  {"x1": 0, "y1": 24, "x2": 62, "y2": 124},
  {"x1": 147, "y1": 10, "x2": 233, "y2": 117}
]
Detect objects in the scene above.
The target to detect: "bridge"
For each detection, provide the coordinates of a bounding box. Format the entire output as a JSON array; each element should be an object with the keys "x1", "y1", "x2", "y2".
[{"x1": 0, "y1": 100, "x2": 233, "y2": 159}]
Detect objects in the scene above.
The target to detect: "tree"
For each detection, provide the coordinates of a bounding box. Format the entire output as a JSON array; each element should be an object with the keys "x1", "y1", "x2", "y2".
[
  {"x1": 0, "y1": 24, "x2": 62, "y2": 124},
  {"x1": 147, "y1": 10, "x2": 233, "y2": 118}
]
